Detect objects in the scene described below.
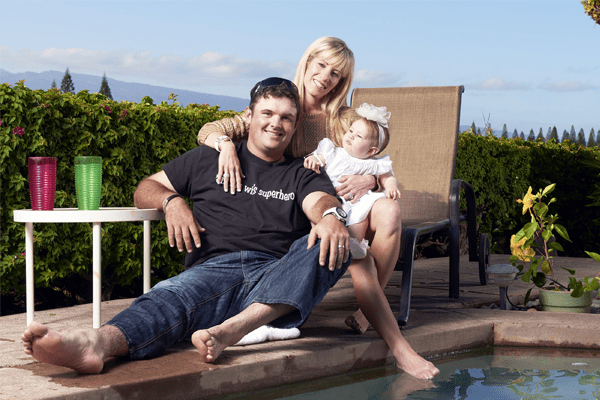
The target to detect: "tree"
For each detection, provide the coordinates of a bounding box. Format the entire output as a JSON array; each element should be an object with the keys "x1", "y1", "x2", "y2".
[
  {"x1": 501, "y1": 124, "x2": 508, "y2": 139},
  {"x1": 477, "y1": 128, "x2": 482, "y2": 136},
  {"x1": 536, "y1": 128, "x2": 545, "y2": 142},
  {"x1": 578, "y1": 128, "x2": 587, "y2": 146},
  {"x1": 546, "y1": 127, "x2": 552, "y2": 141},
  {"x1": 582, "y1": 0, "x2": 600, "y2": 26},
  {"x1": 549, "y1": 126, "x2": 559, "y2": 142},
  {"x1": 51, "y1": 79, "x2": 57, "y2": 90},
  {"x1": 569, "y1": 125, "x2": 577, "y2": 142},
  {"x1": 520, "y1": 131, "x2": 525, "y2": 140},
  {"x1": 527, "y1": 129, "x2": 536, "y2": 141},
  {"x1": 589, "y1": 128, "x2": 597, "y2": 147},
  {"x1": 60, "y1": 67, "x2": 75, "y2": 94},
  {"x1": 470, "y1": 122, "x2": 476, "y2": 134},
  {"x1": 561, "y1": 130, "x2": 569, "y2": 142},
  {"x1": 99, "y1": 73, "x2": 113, "y2": 100},
  {"x1": 512, "y1": 129, "x2": 519, "y2": 139}
]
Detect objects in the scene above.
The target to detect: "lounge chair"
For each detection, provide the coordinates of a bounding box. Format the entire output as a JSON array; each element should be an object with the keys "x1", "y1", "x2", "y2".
[{"x1": 350, "y1": 86, "x2": 489, "y2": 326}]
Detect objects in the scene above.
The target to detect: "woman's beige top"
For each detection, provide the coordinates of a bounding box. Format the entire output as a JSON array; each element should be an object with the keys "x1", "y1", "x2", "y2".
[{"x1": 197, "y1": 107, "x2": 359, "y2": 158}]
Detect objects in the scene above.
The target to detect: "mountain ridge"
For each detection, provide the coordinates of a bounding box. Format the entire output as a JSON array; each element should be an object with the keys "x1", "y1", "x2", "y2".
[{"x1": 0, "y1": 69, "x2": 249, "y2": 112}]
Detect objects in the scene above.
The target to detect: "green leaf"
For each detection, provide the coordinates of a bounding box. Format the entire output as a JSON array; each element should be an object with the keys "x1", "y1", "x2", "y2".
[
  {"x1": 554, "y1": 224, "x2": 571, "y2": 242},
  {"x1": 585, "y1": 251, "x2": 600, "y2": 263},
  {"x1": 531, "y1": 272, "x2": 547, "y2": 288},
  {"x1": 524, "y1": 287, "x2": 533, "y2": 305},
  {"x1": 548, "y1": 242, "x2": 564, "y2": 252},
  {"x1": 540, "y1": 260, "x2": 552, "y2": 275}
]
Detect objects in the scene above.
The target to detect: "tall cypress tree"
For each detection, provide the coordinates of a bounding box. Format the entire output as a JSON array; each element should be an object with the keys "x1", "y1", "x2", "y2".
[
  {"x1": 512, "y1": 129, "x2": 519, "y2": 139},
  {"x1": 578, "y1": 128, "x2": 587, "y2": 146},
  {"x1": 99, "y1": 73, "x2": 113, "y2": 100},
  {"x1": 549, "y1": 126, "x2": 559, "y2": 142},
  {"x1": 546, "y1": 127, "x2": 552, "y2": 141},
  {"x1": 569, "y1": 125, "x2": 577, "y2": 142},
  {"x1": 527, "y1": 129, "x2": 536, "y2": 141},
  {"x1": 51, "y1": 79, "x2": 57, "y2": 90},
  {"x1": 536, "y1": 128, "x2": 545, "y2": 142},
  {"x1": 562, "y1": 130, "x2": 569, "y2": 142},
  {"x1": 520, "y1": 131, "x2": 525, "y2": 140},
  {"x1": 501, "y1": 124, "x2": 508, "y2": 139},
  {"x1": 470, "y1": 122, "x2": 476, "y2": 134},
  {"x1": 60, "y1": 67, "x2": 75, "y2": 94},
  {"x1": 588, "y1": 128, "x2": 597, "y2": 147}
]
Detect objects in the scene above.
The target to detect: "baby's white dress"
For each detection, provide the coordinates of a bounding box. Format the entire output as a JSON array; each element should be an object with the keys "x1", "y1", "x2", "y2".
[{"x1": 315, "y1": 138, "x2": 394, "y2": 226}]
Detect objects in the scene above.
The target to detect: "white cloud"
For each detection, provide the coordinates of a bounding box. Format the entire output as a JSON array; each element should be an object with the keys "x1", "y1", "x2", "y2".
[
  {"x1": 538, "y1": 80, "x2": 597, "y2": 92},
  {"x1": 469, "y1": 77, "x2": 530, "y2": 91},
  {"x1": 0, "y1": 47, "x2": 296, "y2": 87},
  {"x1": 353, "y1": 69, "x2": 401, "y2": 86}
]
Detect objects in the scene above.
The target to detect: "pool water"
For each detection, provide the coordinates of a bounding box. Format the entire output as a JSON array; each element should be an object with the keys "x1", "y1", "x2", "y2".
[{"x1": 220, "y1": 346, "x2": 600, "y2": 400}]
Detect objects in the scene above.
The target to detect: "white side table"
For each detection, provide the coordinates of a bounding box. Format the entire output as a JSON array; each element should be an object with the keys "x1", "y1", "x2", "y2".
[{"x1": 13, "y1": 207, "x2": 164, "y2": 328}]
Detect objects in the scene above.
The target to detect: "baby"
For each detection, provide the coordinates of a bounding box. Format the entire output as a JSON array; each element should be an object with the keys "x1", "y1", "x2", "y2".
[{"x1": 304, "y1": 103, "x2": 401, "y2": 259}]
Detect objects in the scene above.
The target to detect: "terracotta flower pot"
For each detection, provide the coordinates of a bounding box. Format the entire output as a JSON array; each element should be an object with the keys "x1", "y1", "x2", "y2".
[{"x1": 538, "y1": 288, "x2": 593, "y2": 313}]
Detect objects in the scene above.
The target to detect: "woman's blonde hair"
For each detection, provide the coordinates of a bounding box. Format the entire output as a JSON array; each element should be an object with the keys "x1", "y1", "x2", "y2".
[{"x1": 289, "y1": 37, "x2": 355, "y2": 154}]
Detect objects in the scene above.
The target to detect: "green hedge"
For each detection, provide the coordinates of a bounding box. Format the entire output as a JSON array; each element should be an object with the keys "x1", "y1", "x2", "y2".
[
  {"x1": 1, "y1": 81, "x2": 599, "y2": 299},
  {"x1": 455, "y1": 134, "x2": 600, "y2": 256},
  {"x1": 1, "y1": 82, "x2": 237, "y2": 297}
]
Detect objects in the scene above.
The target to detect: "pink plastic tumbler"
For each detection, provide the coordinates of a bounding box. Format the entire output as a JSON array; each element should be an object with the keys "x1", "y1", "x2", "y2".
[{"x1": 28, "y1": 157, "x2": 57, "y2": 210}]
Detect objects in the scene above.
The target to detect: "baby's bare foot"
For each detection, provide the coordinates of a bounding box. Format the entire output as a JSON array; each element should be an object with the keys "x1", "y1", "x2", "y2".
[
  {"x1": 345, "y1": 309, "x2": 370, "y2": 334},
  {"x1": 191, "y1": 329, "x2": 228, "y2": 363},
  {"x1": 21, "y1": 321, "x2": 104, "y2": 374}
]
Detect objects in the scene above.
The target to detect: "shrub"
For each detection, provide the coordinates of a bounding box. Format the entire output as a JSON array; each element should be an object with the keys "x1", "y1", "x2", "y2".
[{"x1": 1, "y1": 81, "x2": 237, "y2": 297}]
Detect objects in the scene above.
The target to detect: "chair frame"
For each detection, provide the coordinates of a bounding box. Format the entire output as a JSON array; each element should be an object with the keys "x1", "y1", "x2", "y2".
[{"x1": 350, "y1": 86, "x2": 489, "y2": 327}]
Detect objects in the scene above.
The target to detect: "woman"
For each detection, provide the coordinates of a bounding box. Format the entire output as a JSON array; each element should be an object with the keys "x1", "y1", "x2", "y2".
[{"x1": 196, "y1": 37, "x2": 438, "y2": 380}]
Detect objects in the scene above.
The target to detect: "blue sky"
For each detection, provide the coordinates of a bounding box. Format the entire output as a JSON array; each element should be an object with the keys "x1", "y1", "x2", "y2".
[{"x1": 1, "y1": 0, "x2": 598, "y2": 135}]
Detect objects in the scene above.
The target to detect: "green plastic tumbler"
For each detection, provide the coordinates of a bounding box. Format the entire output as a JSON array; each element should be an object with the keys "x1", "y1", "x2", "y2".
[{"x1": 75, "y1": 156, "x2": 102, "y2": 210}]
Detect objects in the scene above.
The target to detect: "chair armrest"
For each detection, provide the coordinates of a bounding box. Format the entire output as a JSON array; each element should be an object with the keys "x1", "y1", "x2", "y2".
[{"x1": 450, "y1": 179, "x2": 478, "y2": 261}]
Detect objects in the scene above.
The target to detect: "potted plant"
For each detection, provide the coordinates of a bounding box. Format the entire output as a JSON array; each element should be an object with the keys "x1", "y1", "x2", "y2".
[{"x1": 510, "y1": 184, "x2": 600, "y2": 312}]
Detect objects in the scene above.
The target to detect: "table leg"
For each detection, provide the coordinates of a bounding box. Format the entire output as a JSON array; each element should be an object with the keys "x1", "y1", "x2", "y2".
[
  {"x1": 92, "y1": 222, "x2": 102, "y2": 329},
  {"x1": 25, "y1": 222, "x2": 34, "y2": 327},
  {"x1": 143, "y1": 220, "x2": 151, "y2": 293}
]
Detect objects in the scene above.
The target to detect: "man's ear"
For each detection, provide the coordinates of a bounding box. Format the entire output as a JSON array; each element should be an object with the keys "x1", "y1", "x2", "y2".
[{"x1": 244, "y1": 107, "x2": 252, "y2": 121}]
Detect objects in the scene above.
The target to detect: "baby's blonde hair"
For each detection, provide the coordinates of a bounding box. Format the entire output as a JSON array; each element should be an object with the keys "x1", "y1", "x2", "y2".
[{"x1": 361, "y1": 118, "x2": 390, "y2": 155}]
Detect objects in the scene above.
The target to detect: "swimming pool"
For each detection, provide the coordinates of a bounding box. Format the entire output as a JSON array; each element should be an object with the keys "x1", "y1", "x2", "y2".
[{"x1": 218, "y1": 346, "x2": 600, "y2": 400}]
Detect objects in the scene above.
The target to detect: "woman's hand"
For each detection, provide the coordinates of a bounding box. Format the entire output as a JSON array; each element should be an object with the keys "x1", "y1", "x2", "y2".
[
  {"x1": 335, "y1": 174, "x2": 377, "y2": 203},
  {"x1": 216, "y1": 141, "x2": 245, "y2": 194}
]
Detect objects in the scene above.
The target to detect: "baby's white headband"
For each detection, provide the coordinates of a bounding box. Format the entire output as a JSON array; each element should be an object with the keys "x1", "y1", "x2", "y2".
[{"x1": 355, "y1": 103, "x2": 391, "y2": 150}]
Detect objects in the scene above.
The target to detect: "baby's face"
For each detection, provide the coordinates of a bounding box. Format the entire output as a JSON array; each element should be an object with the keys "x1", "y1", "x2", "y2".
[{"x1": 342, "y1": 119, "x2": 378, "y2": 159}]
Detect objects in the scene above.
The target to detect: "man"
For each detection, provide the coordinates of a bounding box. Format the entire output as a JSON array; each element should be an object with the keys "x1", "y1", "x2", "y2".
[{"x1": 21, "y1": 78, "x2": 352, "y2": 373}]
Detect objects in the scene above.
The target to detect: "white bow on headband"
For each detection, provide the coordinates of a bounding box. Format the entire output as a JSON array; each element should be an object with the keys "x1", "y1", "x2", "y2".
[{"x1": 355, "y1": 103, "x2": 391, "y2": 149}]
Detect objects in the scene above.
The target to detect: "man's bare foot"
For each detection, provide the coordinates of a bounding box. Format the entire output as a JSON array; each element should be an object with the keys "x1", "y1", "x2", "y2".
[
  {"x1": 395, "y1": 349, "x2": 440, "y2": 380},
  {"x1": 21, "y1": 321, "x2": 105, "y2": 374},
  {"x1": 191, "y1": 329, "x2": 229, "y2": 363},
  {"x1": 345, "y1": 309, "x2": 369, "y2": 334}
]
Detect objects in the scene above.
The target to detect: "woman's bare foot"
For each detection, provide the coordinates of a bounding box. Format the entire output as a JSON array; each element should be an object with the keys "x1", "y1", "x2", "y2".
[
  {"x1": 191, "y1": 329, "x2": 229, "y2": 363},
  {"x1": 394, "y1": 349, "x2": 440, "y2": 380},
  {"x1": 21, "y1": 321, "x2": 105, "y2": 374},
  {"x1": 345, "y1": 309, "x2": 370, "y2": 334}
]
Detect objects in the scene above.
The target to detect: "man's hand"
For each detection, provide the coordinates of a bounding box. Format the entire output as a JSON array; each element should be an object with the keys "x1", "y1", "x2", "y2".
[
  {"x1": 336, "y1": 174, "x2": 377, "y2": 203},
  {"x1": 164, "y1": 196, "x2": 206, "y2": 252},
  {"x1": 307, "y1": 215, "x2": 350, "y2": 271}
]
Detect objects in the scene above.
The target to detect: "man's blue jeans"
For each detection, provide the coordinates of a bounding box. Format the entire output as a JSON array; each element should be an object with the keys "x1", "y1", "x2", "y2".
[{"x1": 106, "y1": 235, "x2": 351, "y2": 360}]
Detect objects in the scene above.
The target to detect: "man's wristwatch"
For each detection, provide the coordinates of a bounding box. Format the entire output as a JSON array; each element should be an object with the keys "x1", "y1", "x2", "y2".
[
  {"x1": 162, "y1": 194, "x2": 181, "y2": 212},
  {"x1": 322, "y1": 207, "x2": 347, "y2": 224},
  {"x1": 215, "y1": 135, "x2": 231, "y2": 152}
]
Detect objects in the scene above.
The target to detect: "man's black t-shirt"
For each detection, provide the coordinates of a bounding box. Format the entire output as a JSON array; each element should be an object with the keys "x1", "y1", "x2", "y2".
[{"x1": 163, "y1": 142, "x2": 336, "y2": 268}]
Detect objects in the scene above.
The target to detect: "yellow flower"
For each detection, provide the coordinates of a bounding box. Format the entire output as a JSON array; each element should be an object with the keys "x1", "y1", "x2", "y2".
[
  {"x1": 510, "y1": 235, "x2": 535, "y2": 262},
  {"x1": 516, "y1": 187, "x2": 534, "y2": 215}
]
